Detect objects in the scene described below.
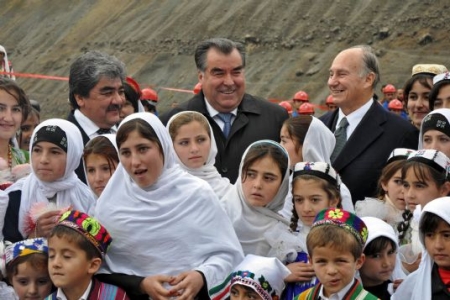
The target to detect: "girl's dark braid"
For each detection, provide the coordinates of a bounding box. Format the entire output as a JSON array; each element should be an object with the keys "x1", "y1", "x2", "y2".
[
  {"x1": 397, "y1": 209, "x2": 413, "y2": 242},
  {"x1": 290, "y1": 205, "x2": 299, "y2": 232}
]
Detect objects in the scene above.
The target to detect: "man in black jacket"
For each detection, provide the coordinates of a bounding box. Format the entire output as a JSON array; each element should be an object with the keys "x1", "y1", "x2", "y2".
[{"x1": 160, "y1": 38, "x2": 289, "y2": 183}]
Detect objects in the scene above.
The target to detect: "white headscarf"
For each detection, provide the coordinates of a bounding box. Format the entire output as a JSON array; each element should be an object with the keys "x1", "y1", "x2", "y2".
[
  {"x1": 280, "y1": 117, "x2": 354, "y2": 221},
  {"x1": 220, "y1": 140, "x2": 290, "y2": 256},
  {"x1": 418, "y1": 108, "x2": 450, "y2": 149},
  {"x1": 166, "y1": 111, "x2": 231, "y2": 198},
  {"x1": 94, "y1": 112, "x2": 243, "y2": 290},
  {"x1": 7, "y1": 119, "x2": 95, "y2": 237},
  {"x1": 392, "y1": 197, "x2": 450, "y2": 299},
  {"x1": 0, "y1": 45, "x2": 13, "y2": 79}
]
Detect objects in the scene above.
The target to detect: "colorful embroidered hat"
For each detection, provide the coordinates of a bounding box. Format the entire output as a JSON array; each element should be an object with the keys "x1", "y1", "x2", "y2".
[
  {"x1": 386, "y1": 148, "x2": 415, "y2": 165},
  {"x1": 433, "y1": 71, "x2": 450, "y2": 85},
  {"x1": 312, "y1": 208, "x2": 368, "y2": 246},
  {"x1": 407, "y1": 149, "x2": 450, "y2": 179},
  {"x1": 210, "y1": 254, "x2": 290, "y2": 300},
  {"x1": 4, "y1": 238, "x2": 48, "y2": 265},
  {"x1": 412, "y1": 64, "x2": 448, "y2": 76},
  {"x1": 293, "y1": 161, "x2": 340, "y2": 188},
  {"x1": 56, "y1": 210, "x2": 112, "y2": 256}
]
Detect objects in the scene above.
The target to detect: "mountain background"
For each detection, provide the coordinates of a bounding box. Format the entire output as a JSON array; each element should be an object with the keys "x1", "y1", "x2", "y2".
[{"x1": 1, "y1": 0, "x2": 449, "y2": 119}]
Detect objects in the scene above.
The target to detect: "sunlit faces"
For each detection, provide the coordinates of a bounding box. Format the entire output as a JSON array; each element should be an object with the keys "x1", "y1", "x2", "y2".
[
  {"x1": 85, "y1": 153, "x2": 118, "y2": 197},
  {"x1": 75, "y1": 76, "x2": 125, "y2": 129},
  {"x1": 242, "y1": 156, "x2": 282, "y2": 207},
  {"x1": 198, "y1": 48, "x2": 246, "y2": 112},
  {"x1": 293, "y1": 178, "x2": 339, "y2": 226},
  {"x1": 48, "y1": 235, "x2": 101, "y2": 295},
  {"x1": 422, "y1": 130, "x2": 450, "y2": 159},
  {"x1": 32, "y1": 142, "x2": 67, "y2": 182},
  {"x1": 310, "y1": 246, "x2": 364, "y2": 298},
  {"x1": 359, "y1": 242, "x2": 396, "y2": 286},
  {"x1": 433, "y1": 85, "x2": 450, "y2": 109},
  {"x1": 402, "y1": 167, "x2": 450, "y2": 209},
  {"x1": 424, "y1": 219, "x2": 450, "y2": 270},
  {"x1": 0, "y1": 89, "x2": 23, "y2": 142},
  {"x1": 280, "y1": 125, "x2": 302, "y2": 168},
  {"x1": 11, "y1": 259, "x2": 52, "y2": 300},
  {"x1": 173, "y1": 121, "x2": 211, "y2": 169},
  {"x1": 119, "y1": 130, "x2": 164, "y2": 189},
  {"x1": 230, "y1": 284, "x2": 263, "y2": 300},
  {"x1": 381, "y1": 169, "x2": 406, "y2": 210},
  {"x1": 20, "y1": 113, "x2": 40, "y2": 151},
  {"x1": 407, "y1": 80, "x2": 432, "y2": 128}
]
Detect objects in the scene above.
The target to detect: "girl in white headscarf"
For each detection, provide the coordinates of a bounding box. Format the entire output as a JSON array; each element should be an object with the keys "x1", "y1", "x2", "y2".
[
  {"x1": 94, "y1": 112, "x2": 243, "y2": 300},
  {"x1": 0, "y1": 46, "x2": 15, "y2": 80},
  {"x1": 2, "y1": 119, "x2": 95, "y2": 242},
  {"x1": 419, "y1": 108, "x2": 450, "y2": 158},
  {"x1": 279, "y1": 115, "x2": 354, "y2": 221},
  {"x1": 167, "y1": 111, "x2": 231, "y2": 198},
  {"x1": 392, "y1": 196, "x2": 450, "y2": 299},
  {"x1": 220, "y1": 140, "x2": 290, "y2": 256}
]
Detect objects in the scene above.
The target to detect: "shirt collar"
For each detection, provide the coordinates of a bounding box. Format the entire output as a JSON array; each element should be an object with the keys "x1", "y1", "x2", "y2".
[
  {"x1": 337, "y1": 98, "x2": 373, "y2": 127},
  {"x1": 318, "y1": 278, "x2": 355, "y2": 300},
  {"x1": 74, "y1": 109, "x2": 117, "y2": 138},
  {"x1": 56, "y1": 280, "x2": 92, "y2": 300},
  {"x1": 204, "y1": 97, "x2": 237, "y2": 117}
]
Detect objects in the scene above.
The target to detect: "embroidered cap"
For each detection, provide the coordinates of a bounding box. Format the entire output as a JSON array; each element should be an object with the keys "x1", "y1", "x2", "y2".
[
  {"x1": 411, "y1": 64, "x2": 448, "y2": 76},
  {"x1": 407, "y1": 149, "x2": 450, "y2": 180},
  {"x1": 433, "y1": 72, "x2": 450, "y2": 85},
  {"x1": 209, "y1": 254, "x2": 290, "y2": 300},
  {"x1": 32, "y1": 125, "x2": 68, "y2": 152},
  {"x1": 421, "y1": 112, "x2": 450, "y2": 138},
  {"x1": 312, "y1": 208, "x2": 368, "y2": 246},
  {"x1": 4, "y1": 238, "x2": 48, "y2": 265},
  {"x1": 386, "y1": 148, "x2": 415, "y2": 165},
  {"x1": 293, "y1": 162, "x2": 340, "y2": 188},
  {"x1": 56, "y1": 210, "x2": 112, "y2": 256}
]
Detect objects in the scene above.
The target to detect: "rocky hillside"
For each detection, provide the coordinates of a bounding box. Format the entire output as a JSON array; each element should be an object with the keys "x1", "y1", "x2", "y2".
[{"x1": 1, "y1": 0, "x2": 449, "y2": 118}]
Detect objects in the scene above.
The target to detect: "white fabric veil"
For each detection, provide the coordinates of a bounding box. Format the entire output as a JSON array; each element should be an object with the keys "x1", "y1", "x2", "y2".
[
  {"x1": 7, "y1": 119, "x2": 95, "y2": 236},
  {"x1": 166, "y1": 111, "x2": 231, "y2": 198},
  {"x1": 280, "y1": 116, "x2": 354, "y2": 221},
  {"x1": 418, "y1": 108, "x2": 450, "y2": 149},
  {"x1": 220, "y1": 140, "x2": 290, "y2": 256},
  {"x1": 0, "y1": 45, "x2": 12, "y2": 78},
  {"x1": 94, "y1": 112, "x2": 243, "y2": 290}
]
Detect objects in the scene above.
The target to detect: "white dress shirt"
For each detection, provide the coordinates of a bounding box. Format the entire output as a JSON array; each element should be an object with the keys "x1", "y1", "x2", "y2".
[
  {"x1": 74, "y1": 109, "x2": 117, "y2": 139},
  {"x1": 204, "y1": 98, "x2": 237, "y2": 131},
  {"x1": 318, "y1": 278, "x2": 355, "y2": 300},
  {"x1": 335, "y1": 98, "x2": 373, "y2": 140},
  {"x1": 56, "y1": 280, "x2": 92, "y2": 300}
]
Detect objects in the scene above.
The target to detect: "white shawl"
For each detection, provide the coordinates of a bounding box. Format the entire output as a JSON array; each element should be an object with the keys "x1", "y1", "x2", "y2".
[
  {"x1": 280, "y1": 117, "x2": 354, "y2": 221},
  {"x1": 0, "y1": 45, "x2": 13, "y2": 79},
  {"x1": 7, "y1": 119, "x2": 95, "y2": 237},
  {"x1": 94, "y1": 112, "x2": 243, "y2": 289},
  {"x1": 392, "y1": 196, "x2": 450, "y2": 299},
  {"x1": 166, "y1": 111, "x2": 231, "y2": 199},
  {"x1": 220, "y1": 140, "x2": 290, "y2": 256},
  {"x1": 418, "y1": 108, "x2": 450, "y2": 149}
]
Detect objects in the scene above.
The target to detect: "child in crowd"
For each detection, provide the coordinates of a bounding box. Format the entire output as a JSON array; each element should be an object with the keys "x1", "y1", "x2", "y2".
[
  {"x1": 355, "y1": 148, "x2": 412, "y2": 227},
  {"x1": 2, "y1": 119, "x2": 96, "y2": 243},
  {"x1": 360, "y1": 217, "x2": 406, "y2": 300},
  {"x1": 167, "y1": 111, "x2": 230, "y2": 198},
  {"x1": 2, "y1": 238, "x2": 53, "y2": 300},
  {"x1": 419, "y1": 108, "x2": 450, "y2": 158},
  {"x1": 393, "y1": 196, "x2": 450, "y2": 299},
  {"x1": 209, "y1": 254, "x2": 291, "y2": 300},
  {"x1": 83, "y1": 134, "x2": 119, "y2": 198},
  {"x1": 46, "y1": 210, "x2": 129, "y2": 300},
  {"x1": 298, "y1": 208, "x2": 377, "y2": 299}
]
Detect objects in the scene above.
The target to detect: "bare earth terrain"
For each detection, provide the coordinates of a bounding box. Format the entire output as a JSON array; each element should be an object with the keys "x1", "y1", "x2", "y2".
[{"x1": 1, "y1": 0, "x2": 449, "y2": 118}]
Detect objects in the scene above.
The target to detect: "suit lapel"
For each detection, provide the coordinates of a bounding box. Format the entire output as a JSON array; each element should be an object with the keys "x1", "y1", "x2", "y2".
[{"x1": 333, "y1": 102, "x2": 386, "y2": 171}]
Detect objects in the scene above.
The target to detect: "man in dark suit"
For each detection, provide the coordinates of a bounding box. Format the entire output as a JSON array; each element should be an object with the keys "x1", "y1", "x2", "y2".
[
  {"x1": 320, "y1": 45, "x2": 418, "y2": 203},
  {"x1": 160, "y1": 38, "x2": 289, "y2": 183},
  {"x1": 67, "y1": 51, "x2": 126, "y2": 182}
]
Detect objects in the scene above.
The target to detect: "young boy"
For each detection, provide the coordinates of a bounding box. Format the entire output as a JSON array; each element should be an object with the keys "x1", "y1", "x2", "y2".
[
  {"x1": 45, "y1": 210, "x2": 129, "y2": 300},
  {"x1": 297, "y1": 208, "x2": 378, "y2": 299},
  {"x1": 393, "y1": 196, "x2": 450, "y2": 299},
  {"x1": 210, "y1": 254, "x2": 290, "y2": 300}
]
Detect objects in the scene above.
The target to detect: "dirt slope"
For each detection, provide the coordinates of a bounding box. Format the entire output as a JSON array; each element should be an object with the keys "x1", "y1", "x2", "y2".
[{"x1": 1, "y1": 0, "x2": 449, "y2": 118}]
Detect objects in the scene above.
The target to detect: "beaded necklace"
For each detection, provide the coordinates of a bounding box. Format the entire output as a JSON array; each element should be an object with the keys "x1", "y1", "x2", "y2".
[{"x1": 8, "y1": 144, "x2": 12, "y2": 170}]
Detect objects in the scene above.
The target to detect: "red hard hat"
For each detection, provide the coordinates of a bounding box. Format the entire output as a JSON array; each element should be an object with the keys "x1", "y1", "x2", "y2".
[
  {"x1": 278, "y1": 101, "x2": 293, "y2": 113},
  {"x1": 141, "y1": 88, "x2": 158, "y2": 102},
  {"x1": 388, "y1": 99, "x2": 403, "y2": 110},
  {"x1": 193, "y1": 82, "x2": 202, "y2": 94},
  {"x1": 299, "y1": 102, "x2": 315, "y2": 114},
  {"x1": 383, "y1": 84, "x2": 396, "y2": 93},
  {"x1": 126, "y1": 77, "x2": 142, "y2": 96},
  {"x1": 326, "y1": 95, "x2": 334, "y2": 104},
  {"x1": 294, "y1": 91, "x2": 309, "y2": 102}
]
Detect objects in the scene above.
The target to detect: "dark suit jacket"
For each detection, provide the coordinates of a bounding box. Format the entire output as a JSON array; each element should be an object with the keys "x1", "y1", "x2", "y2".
[
  {"x1": 67, "y1": 111, "x2": 90, "y2": 184},
  {"x1": 320, "y1": 100, "x2": 419, "y2": 202},
  {"x1": 160, "y1": 91, "x2": 289, "y2": 183}
]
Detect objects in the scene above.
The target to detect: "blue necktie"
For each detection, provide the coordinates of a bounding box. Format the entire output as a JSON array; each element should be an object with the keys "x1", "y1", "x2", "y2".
[
  {"x1": 217, "y1": 113, "x2": 233, "y2": 138},
  {"x1": 331, "y1": 117, "x2": 349, "y2": 163}
]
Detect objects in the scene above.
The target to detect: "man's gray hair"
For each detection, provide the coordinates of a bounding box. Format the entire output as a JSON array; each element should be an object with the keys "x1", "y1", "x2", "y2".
[
  {"x1": 69, "y1": 51, "x2": 126, "y2": 108},
  {"x1": 351, "y1": 45, "x2": 380, "y2": 89},
  {"x1": 195, "y1": 38, "x2": 246, "y2": 72}
]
